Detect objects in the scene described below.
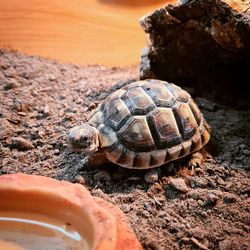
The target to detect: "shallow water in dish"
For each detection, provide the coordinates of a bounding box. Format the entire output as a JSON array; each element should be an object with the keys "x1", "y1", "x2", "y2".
[{"x1": 0, "y1": 211, "x2": 89, "y2": 250}]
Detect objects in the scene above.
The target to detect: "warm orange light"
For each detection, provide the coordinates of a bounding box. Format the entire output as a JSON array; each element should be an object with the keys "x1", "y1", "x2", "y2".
[{"x1": 0, "y1": 0, "x2": 175, "y2": 67}]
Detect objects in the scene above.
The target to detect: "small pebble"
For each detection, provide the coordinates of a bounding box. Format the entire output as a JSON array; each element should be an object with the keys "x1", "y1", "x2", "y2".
[
  {"x1": 242, "y1": 149, "x2": 250, "y2": 156},
  {"x1": 64, "y1": 112, "x2": 75, "y2": 121},
  {"x1": 180, "y1": 237, "x2": 189, "y2": 244},
  {"x1": 216, "y1": 166, "x2": 225, "y2": 174},
  {"x1": 0, "y1": 118, "x2": 13, "y2": 140},
  {"x1": 94, "y1": 171, "x2": 111, "y2": 182},
  {"x1": 197, "y1": 199, "x2": 204, "y2": 206},
  {"x1": 190, "y1": 237, "x2": 209, "y2": 250},
  {"x1": 127, "y1": 176, "x2": 141, "y2": 182},
  {"x1": 12, "y1": 99, "x2": 30, "y2": 112},
  {"x1": 74, "y1": 175, "x2": 85, "y2": 185},
  {"x1": 195, "y1": 97, "x2": 216, "y2": 111},
  {"x1": 216, "y1": 176, "x2": 225, "y2": 185},
  {"x1": 43, "y1": 105, "x2": 51, "y2": 116},
  {"x1": 121, "y1": 204, "x2": 131, "y2": 213},
  {"x1": 158, "y1": 211, "x2": 167, "y2": 218},
  {"x1": 203, "y1": 193, "x2": 219, "y2": 207},
  {"x1": 188, "y1": 190, "x2": 202, "y2": 200},
  {"x1": 54, "y1": 149, "x2": 60, "y2": 155},
  {"x1": 190, "y1": 177, "x2": 208, "y2": 188},
  {"x1": 7, "y1": 137, "x2": 34, "y2": 151},
  {"x1": 169, "y1": 178, "x2": 189, "y2": 193},
  {"x1": 223, "y1": 193, "x2": 238, "y2": 204},
  {"x1": 208, "y1": 180, "x2": 217, "y2": 188},
  {"x1": 142, "y1": 210, "x2": 150, "y2": 218},
  {"x1": 218, "y1": 238, "x2": 236, "y2": 250},
  {"x1": 3, "y1": 78, "x2": 19, "y2": 90},
  {"x1": 144, "y1": 169, "x2": 159, "y2": 184}
]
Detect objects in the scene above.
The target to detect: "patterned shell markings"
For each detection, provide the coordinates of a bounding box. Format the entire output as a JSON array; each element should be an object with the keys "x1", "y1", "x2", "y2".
[{"x1": 90, "y1": 80, "x2": 210, "y2": 169}]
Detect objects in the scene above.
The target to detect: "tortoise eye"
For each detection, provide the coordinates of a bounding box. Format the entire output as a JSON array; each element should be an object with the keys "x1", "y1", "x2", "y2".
[{"x1": 82, "y1": 137, "x2": 88, "y2": 141}]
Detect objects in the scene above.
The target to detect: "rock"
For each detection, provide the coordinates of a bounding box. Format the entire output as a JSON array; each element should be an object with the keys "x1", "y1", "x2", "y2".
[
  {"x1": 218, "y1": 238, "x2": 244, "y2": 250},
  {"x1": 91, "y1": 189, "x2": 109, "y2": 200},
  {"x1": 0, "y1": 146, "x2": 10, "y2": 158},
  {"x1": 0, "y1": 118, "x2": 13, "y2": 140},
  {"x1": 74, "y1": 175, "x2": 85, "y2": 185},
  {"x1": 195, "y1": 97, "x2": 217, "y2": 111},
  {"x1": 127, "y1": 176, "x2": 141, "y2": 182},
  {"x1": 208, "y1": 179, "x2": 217, "y2": 189},
  {"x1": 5, "y1": 113, "x2": 21, "y2": 124},
  {"x1": 169, "y1": 178, "x2": 189, "y2": 193},
  {"x1": 223, "y1": 193, "x2": 238, "y2": 203},
  {"x1": 190, "y1": 237, "x2": 209, "y2": 250},
  {"x1": 120, "y1": 204, "x2": 131, "y2": 213},
  {"x1": 54, "y1": 149, "x2": 60, "y2": 155},
  {"x1": 141, "y1": 210, "x2": 150, "y2": 218},
  {"x1": 188, "y1": 226, "x2": 208, "y2": 240},
  {"x1": 12, "y1": 98, "x2": 30, "y2": 112},
  {"x1": 43, "y1": 105, "x2": 51, "y2": 116},
  {"x1": 216, "y1": 176, "x2": 225, "y2": 186},
  {"x1": 139, "y1": 0, "x2": 250, "y2": 104},
  {"x1": 189, "y1": 177, "x2": 208, "y2": 188},
  {"x1": 180, "y1": 237, "x2": 189, "y2": 244},
  {"x1": 144, "y1": 169, "x2": 159, "y2": 183},
  {"x1": 203, "y1": 193, "x2": 219, "y2": 207},
  {"x1": 242, "y1": 149, "x2": 250, "y2": 156},
  {"x1": 188, "y1": 190, "x2": 202, "y2": 200},
  {"x1": 7, "y1": 137, "x2": 34, "y2": 151},
  {"x1": 147, "y1": 182, "x2": 164, "y2": 198},
  {"x1": 3, "y1": 78, "x2": 20, "y2": 90}
]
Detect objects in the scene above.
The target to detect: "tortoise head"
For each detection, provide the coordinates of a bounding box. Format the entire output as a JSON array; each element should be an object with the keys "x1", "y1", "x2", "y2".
[{"x1": 68, "y1": 124, "x2": 99, "y2": 153}]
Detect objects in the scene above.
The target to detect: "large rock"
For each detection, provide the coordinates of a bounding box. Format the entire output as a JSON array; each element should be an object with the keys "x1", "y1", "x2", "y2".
[{"x1": 140, "y1": 0, "x2": 250, "y2": 103}]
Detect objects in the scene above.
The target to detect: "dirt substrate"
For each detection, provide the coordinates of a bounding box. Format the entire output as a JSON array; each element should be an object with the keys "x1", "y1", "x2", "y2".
[{"x1": 0, "y1": 49, "x2": 249, "y2": 250}]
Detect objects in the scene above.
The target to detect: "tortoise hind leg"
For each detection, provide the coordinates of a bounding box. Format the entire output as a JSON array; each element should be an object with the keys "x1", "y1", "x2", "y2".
[
  {"x1": 188, "y1": 120, "x2": 211, "y2": 172},
  {"x1": 188, "y1": 151, "x2": 203, "y2": 167},
  {"x1": 188, "y1": 150, "x2": 204, "y2": 175}
]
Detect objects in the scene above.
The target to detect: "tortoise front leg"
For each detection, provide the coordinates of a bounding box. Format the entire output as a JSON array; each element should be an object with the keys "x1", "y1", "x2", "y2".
[{"x1": 84, "y1": 150, "x2": 110, "y2": 168}]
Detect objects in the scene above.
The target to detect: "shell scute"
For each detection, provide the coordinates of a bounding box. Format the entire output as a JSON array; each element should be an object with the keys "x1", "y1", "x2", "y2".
[
  {"x1": 106, "y1": 143, "x2": 124, "y2": 163},
  {"x1": 103, "y1": 98, "x2": 130, "y2": 130},
  {"x1": 116, "y1": 147, "x2": 135, "y2": 167},
  {"x1": 166, "y1": 83, "x2": 190, "y2": 103},
  {"x1": 150, "y1": 150, "x2": 167, "y2": 167},
  {"x1": 125, "y1": 80, "x2": 144, "y2": 89},
  {"x1": 191, "y1": 132, "x2": 202, "y2": 152},
  {"x1": 173, "y1": 103, "x2": 198, "y2": 140},
  {"x1": 133, "y1": 152, "x2": 151, "y2": 168},
  {"x1": 166, "y1": 144, "x2": 182, "y2": 161},
  {"x1": 98, "y1": 124, "x2": 117, "y2": 148},
  {"x1": 142, "y1": 82, "x2": 175, "y2": 107},
  {"x1": 117, "y1": 116, "x2": 155, "y2": 152},
  {"x1": 189, "y1": 99, "x2": 201, "y2": 125},
  {"x1": 181, "y1": 140, "x2": 192, "y2": 156},
  {"x1": 147, "y1": 107, "x2": 181, "y2": 148},
  {"x1": 121, "y1": 87, "x2": 155, "y2": 115}
]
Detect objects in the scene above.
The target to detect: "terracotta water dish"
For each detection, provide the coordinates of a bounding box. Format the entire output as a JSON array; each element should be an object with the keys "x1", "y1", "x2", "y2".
[{"x1": 0, "y1": 174, "x2": 142, "y2": 250}]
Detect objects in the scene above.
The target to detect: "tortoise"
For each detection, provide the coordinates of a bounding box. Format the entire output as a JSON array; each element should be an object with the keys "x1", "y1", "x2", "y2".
[{"x1": 68, "y1": 79, "x2": 210, "y2": 169}]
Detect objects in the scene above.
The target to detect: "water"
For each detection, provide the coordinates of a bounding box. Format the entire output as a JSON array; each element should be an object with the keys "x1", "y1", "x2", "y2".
[{"x1": 0, "y1": 211, "x2": 89, "y2": 250}]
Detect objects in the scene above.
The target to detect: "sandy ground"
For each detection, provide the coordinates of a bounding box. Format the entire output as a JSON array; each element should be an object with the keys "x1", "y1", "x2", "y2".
[
  {"x1": 0, "y1": 0, "x2": 175, "y2": 67},
  {"x1": 0, "y1": 49, "x2": 250, "y2": 249}
]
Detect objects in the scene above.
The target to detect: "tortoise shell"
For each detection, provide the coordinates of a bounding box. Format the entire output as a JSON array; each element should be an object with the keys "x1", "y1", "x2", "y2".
[{"x1": 89, "y1": 79, "x2": 210, "y2": 169}]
